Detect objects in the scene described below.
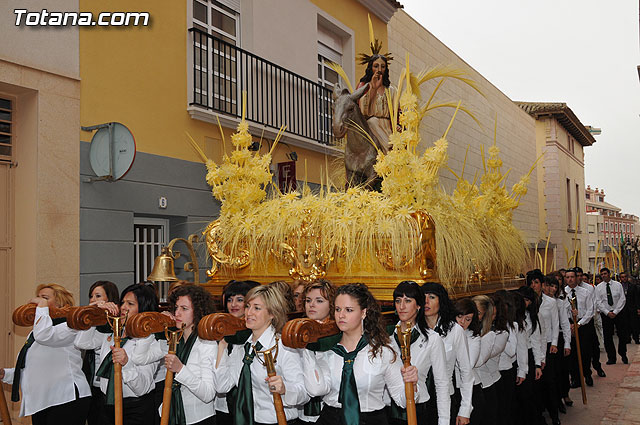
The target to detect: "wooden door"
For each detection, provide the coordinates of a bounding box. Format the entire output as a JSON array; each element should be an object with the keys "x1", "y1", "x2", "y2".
[{"x1": 0, "y1": 161, "x2": 13, "y2": 368}]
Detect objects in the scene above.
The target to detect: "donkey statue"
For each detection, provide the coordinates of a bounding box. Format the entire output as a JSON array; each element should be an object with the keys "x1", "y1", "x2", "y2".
[{"x1": 332, "y1": 83, "x2": 387, "y2": 190}]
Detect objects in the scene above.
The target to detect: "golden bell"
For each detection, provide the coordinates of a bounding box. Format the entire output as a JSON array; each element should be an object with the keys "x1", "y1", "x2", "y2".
[{"x1": 147, "y1": 247, "x2": 179, "y2": 282}]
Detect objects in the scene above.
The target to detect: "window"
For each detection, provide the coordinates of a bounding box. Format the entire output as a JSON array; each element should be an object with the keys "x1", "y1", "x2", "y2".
[
  {"x1": 566, "y1": 179, "x2": 572, "y2": 228},
  {"x1": 599, "y1": 196, "x2": 604, "y2": 202},
  {"x1": 598, "y1": 223, "x2": 603, "y2": 232},
  {"x1": 605, "y1": 237, "x2": 609, "y2": 246},
  {"x1": 633, "y1": 224, "x2": 635, "y2": 233},
  {"x1": 317, "y1": 24, "x2": 344, "y2": 141},
  {"x1": 615, "y1": 223, "x2": 618, "y2": 232},
  {"x1": 589, "y1": 243, "x2": 596, "y2": 252},
  {"x1": 586, "y1": 193, "x2": 590, "y2": 200},
  {"x1": 588, "y1": 224, "x2": 595, "y2": 234},
  {"x1": 606, "y1": 222, "x2": 609, "y2": 231},
  {"x1": 192, "y1": 0, "x2": 240, "y2": 110},
  {"x1": 134, "y1": 218, "x2": 170, "y2": 285},
  {"x1": 0, "y1": 98, "x2": 12, "y2": 162},
  {"x1": 575, "y1": 184, "x2": 580, "y2": 230}
]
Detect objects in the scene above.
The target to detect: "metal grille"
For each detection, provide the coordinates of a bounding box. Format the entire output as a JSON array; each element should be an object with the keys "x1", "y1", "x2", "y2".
[
  {"x1": 134, "y1": 219, "x2": 169, "y2": 284},
  {"x1": 190, "y1": 28, "x2": 335, "y2": 146},
  {"x1": 0, "y1": 98, "x2": 12, "y2": 163}
]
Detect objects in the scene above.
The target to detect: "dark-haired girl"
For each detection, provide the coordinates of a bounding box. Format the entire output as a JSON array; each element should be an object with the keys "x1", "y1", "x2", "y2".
[
  {"x1": 494, "y1": 291, "x2": 519, "y2": 425},
  {"x1": 85, "y1": 281, "x2": 120, "y2": 425},
  {"x1": 389, "y1": 281, "x2": 450, "y2": 425},
  {"x1": 75, "y1": 283, "x2": 160, "y2": 425},
  {"x1": 215, "y1": 279, "x2": 260, "y2": 424},
  {"x1": 310, "y1": 283, "x2": 418, "y2": 425},
  {"x1": 454, "y1": 299, "x2": 482, "y2": 425},
  {"x1": 132, "y1": 284, "x2": 218, "y2": 425},
  {"x1": 422, "y1": 283, "x2": 473, "y2": 425},
  {"x1": 515, "y1": 286, "x2": 544, "y2": 425},
  {"x1": 471, "y1": 295, "x2": 508, "y2": 425}
]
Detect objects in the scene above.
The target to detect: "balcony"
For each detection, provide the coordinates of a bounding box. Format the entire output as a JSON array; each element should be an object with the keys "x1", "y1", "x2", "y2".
[{"x1": 188, "y1": 28, "x2": 336, "y2": 151}]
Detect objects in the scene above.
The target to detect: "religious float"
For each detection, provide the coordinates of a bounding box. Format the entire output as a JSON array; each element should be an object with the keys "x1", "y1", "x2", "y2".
[{"x1": 189, "y1": 30, "x2": 534, "y2": 301}]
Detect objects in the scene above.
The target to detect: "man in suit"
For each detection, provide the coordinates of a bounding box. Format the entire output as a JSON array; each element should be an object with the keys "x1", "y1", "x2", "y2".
[
  {"x1": 620, "y1": 272, "x2": 639, "y2": 344},
  {"x1": 596, "y1": 268, "x2": 627, "y2": 364}
]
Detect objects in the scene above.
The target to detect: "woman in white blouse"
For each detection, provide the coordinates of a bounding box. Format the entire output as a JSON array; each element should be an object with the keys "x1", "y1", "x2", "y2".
[
  {"x1": 471, "y1": 295, "x2": 509, "y2": 425},
  {"x1": 422, "y1": 282, "x2": 473, "y2": 425},
  {"x1": 215, "y1": 280, "x2": 260, "y2": 425},
  {"x1": 389, "y1": 281, "x2": 450, "y2": 425},
  {"x1": 515, "y1": 286, "x2": 544, "y2": 425},
  {"x1": 308, "y1": 283, "x2": 418, "y2": 425},
  {"x1": 216, "y1": 284, "x2": 309, "y2": 425},
  {"x1": 84, "y1": 280, "x2": 120, "y2": 425},
  {"x1": 1, "y1": 283, "x2": 91, "y2": 425},
  {"x1": 75, "y1": 283, "x2": 160, "y2": 425},
  {"x1": 132, "y1": 284, "x2": 219, "y2": 425},
  {"x1": 453, "y1": 298, "x2": 482, "y2": 425},
  {"x1": 299, "y1": 279, "x2": 337, "y2": 424}
]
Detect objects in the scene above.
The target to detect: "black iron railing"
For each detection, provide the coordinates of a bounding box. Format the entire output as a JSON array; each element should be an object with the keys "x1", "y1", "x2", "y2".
[{"x1": 189, "y1": 28, "x2": 334, "y2": 146}]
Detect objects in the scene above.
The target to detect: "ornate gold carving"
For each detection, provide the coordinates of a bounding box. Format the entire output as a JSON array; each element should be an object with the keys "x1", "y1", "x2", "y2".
[
  {"x1": 203, "y1": 219, "x2": 251, "y2": 278},
  {"x1": 271, "y1": 210, "x2": 333, "y2": 282}
]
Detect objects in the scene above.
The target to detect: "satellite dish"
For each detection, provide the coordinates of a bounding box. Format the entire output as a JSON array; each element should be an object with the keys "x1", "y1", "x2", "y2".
[{"x1": 87, "y1": 122, "x2": 136, "y2": 181}]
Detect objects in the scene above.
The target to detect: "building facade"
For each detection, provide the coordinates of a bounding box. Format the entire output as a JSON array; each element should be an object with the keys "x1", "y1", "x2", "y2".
[
  {"x1": 586, "y1": 185, "x2": 638, "y2": 273},
  {"x1": 517, "y1": 102, "x2": 597, "y2": 270}
]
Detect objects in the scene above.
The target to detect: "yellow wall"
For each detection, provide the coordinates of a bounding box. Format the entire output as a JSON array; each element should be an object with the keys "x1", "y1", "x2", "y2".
[
  {"x1": 80, "y1": 0, "x2": 384, "y2": 186},
  {"x1": 310, "y1": 0, "x2": 389, "y2": 79}
]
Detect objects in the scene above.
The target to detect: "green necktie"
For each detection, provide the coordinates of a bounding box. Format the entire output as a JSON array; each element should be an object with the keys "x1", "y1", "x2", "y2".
[
  {"x1": 606, "y1": 282, "x2": 614, "y2": 306},
  {"x1": 12, "y1": 317, "x2": 66, "y2": 402},
  {"x1": 234, "y1": 340, "x2": 263, "y2": 425},
  {"x1": 96, "y1": 337, "x2": 131, "y2": 405},
  {"x1": 169, "y1": 332, "x2": 198, "y2": 425},
  {"x1": 389, "y1": 328, "x2": 420, "y2": 421},
  {"x1": 330, "y1": 335, "x2": 369, "y2": 425}
]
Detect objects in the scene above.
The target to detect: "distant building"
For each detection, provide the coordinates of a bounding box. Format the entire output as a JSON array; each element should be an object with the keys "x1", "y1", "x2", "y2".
[
  {"x1": 585, "y1": 185, "x2": 639, "y2": 273},
  {"x1": 516, "y1": 102, "x2": 597, "y2": 270}
]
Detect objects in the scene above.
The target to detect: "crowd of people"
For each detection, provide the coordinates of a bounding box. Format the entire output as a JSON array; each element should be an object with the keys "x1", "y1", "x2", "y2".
[{"x1": 1, "y1": 269, "x2": 638, "y2": 425}]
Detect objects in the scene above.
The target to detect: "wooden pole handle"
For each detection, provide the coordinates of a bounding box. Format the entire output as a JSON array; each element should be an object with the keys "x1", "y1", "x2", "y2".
[
  {"x1": 114, "y1": 336, "x2": 124, "y2": 425},
  {"x1": 160, "y1": 369, "x2": 174, "y2": 425},
  {"x1": 0, "y1": 384, "x2": 12, "y2": 425},
  {"x1": 404, "y1": 358, "x2": 417, "y2": 425},
  {"x1": 572, "y1": 313, "x2": 588, "y2": 405},
  {"x1": 266, "y1": 369, "x2": 287, "y2": 425}
]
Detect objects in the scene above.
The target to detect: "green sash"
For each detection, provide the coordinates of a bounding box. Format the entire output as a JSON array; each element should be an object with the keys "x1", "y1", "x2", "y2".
[
  {"x1": 330, "y1": 335, "x2": 369, "y2": 425},
  {"x1": 96, "y1": 336, "x2": 131, "y2": 405},
  {"x1": 169, "y1": 332, "x2": 198, "y2": 425},
  {"x1": 233, "y1": 340, "x2": 263, "y2": 425}
]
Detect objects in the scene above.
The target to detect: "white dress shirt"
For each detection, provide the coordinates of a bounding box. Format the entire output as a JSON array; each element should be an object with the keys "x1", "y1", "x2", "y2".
[
  {"x1": 312, "y1": 341, "x2": 410, "y2": 413},
  {"x1": 474, "y1": 330, "x2": 508, "y2": 388},
  {"x1": 498, "y1": 326, "x2": 518, "y2": 370},
  {"x1": 217, "y1": 325, "x2": 308, "y2": 424},
  {"x1": 461, "y1": 330, "x2": 480, "y2": 385},
  {"x1": 74, "y1": 327, "x2": 158, "y2": 399},
  {"x1": 390, "y1": 324, "x2": 450, "y2": 425},
  {"x1": 524, "y1": 312, "x2": 544, "y2": 367},
  {"x1": 515, "y1": 326, "x2": 529, "y2": 379},
  {"x1": 442, "y1": 323, "x2": 473, "y2": 418},
  {"x1": 132, "y1": 335, "x2": 220, "y2": 424},
  {"x1": 557, "y1": 298, "x2": 572, "y2": 350},
  {"x1": 539, "y1": 294, "x2": 560, "y2": 346},
  {"x1": 564, "y1": 285, "x2": 595, "y2": 326},
  {"x1": 2, "y1": 307, "x2": 91, "y2": 417},
  {"x1": 595, "y1": 280, "x2": 626, "y2": 316}
]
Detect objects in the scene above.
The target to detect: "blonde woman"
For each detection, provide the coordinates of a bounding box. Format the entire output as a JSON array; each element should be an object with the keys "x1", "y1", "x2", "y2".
[
  {"x1": 217, "y1": 284, "x2": 309, "y2": 425},
  {"x1": 1, "y1": 284, "x2": 91, "y2": 424}
]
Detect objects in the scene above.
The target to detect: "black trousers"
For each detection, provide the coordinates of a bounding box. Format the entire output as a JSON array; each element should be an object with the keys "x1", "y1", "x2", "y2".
[
  {"x1": 317, "y1": 405, "x2": 386, "y2": 425},
  {"x1": 555, "y1": 333, "x2": 571, "y2": 399},
  {"x1": 153, "y1": 380, "x2": 164, "y2": 425},
  {"x1": 87, "y1": 384, "x2": 109, "y2": 425},
  {"x1": 496, "y1": 365, "x2": 516, "y2": 425},
  {"x1": 590, "y1": 318, "x2": 602, "y2": 371},
  {"x1": 105, "y1": 392, "x2": 156, "y2": 425},
  {"x1": 570, "y1": 320, "x2": 594, "y2": 382},
  {"x1": 31, "y1": 395, "x2": 91, "y2": 425},
  {"x1": 602, "y1": 313, "x2": 628, "y2": 361},
  {"x1": 480, "y1": 383, "x2": 498, "y2": 425},
  {"x1": 469, "y1": 383, "x2": 485, "y2": 425},
  {"x1": 387, "y1": 401, "x2": 428, "y2": 425},
  {"x1": 540, "y1": 343, "x2": 559, "y2": 421},
  {"x1": 216, "y1": 410, "x2": 233, "y2": 425},
  {"x1": 515, "y1": 349, "x2": 537, "y2": 425},
  {"x1": 192, "y1": 417, "x2": 217, "y2": 425}
]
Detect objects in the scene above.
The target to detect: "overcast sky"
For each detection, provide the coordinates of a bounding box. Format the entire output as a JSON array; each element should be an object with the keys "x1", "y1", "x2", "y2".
[{"x1": 402, "y1": 0, "x2": 640, "y2": 216}]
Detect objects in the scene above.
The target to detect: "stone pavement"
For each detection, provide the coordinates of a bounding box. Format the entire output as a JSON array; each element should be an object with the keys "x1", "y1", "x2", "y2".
[{"x1": 560, "y1": 341, "x2": 640, "y2": 425}]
